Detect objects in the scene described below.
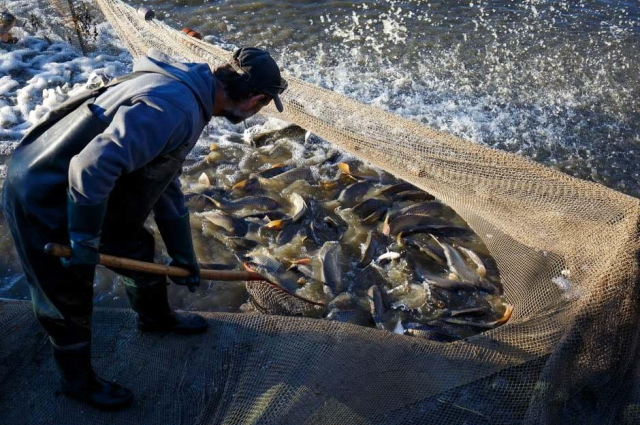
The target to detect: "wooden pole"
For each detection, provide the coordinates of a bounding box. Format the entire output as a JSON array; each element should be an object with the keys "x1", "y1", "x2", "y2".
[{"x1": 44, "y1": 243, "x2": 265, "y2": 282}]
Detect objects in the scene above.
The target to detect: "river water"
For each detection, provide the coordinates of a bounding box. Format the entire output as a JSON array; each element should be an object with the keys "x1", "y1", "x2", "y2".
[
  {"x1": 135, "y1": 0, "x2": 640, "y2": 195},
  {"x1": 0, "y1": 0, "x2": 638, "y2": 316}
]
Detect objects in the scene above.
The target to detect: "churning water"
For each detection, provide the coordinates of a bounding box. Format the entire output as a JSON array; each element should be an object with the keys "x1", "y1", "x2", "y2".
[{"x1": 136, "y1": 0, "x2": 640, "y2": 196}]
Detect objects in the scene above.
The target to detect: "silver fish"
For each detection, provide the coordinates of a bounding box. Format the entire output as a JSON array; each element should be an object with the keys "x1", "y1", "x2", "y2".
[
  {"x1": 352, "y1": 198, "x2": 391, "y2": 218},
  {"x1": 245, "y1": 253, "x2": 301, "y2": 293},
  {"x1": 207, "y1": 195, "x2": 281, "y2": 212},
  {"x1": 393, "y1": 190, "x2": 435, "y2": 202},
  {"x1": 249, "y1": 124, "x2": 306, "y2": 146},
  {"x1": 458, "y1": 246, "x2": 487, "y2": 278},
  {"x1": 380, "y1": 182, "x2": 416, "y2": 196},
  {"x1": 396, "y1": 201, "x2": 445, "y2": 217},
  {"x1": 389, "y1": 215, "x2": 451, "y2": 236},
  {"x1": 403, "y1": 236, "x2": 446, "y2": 265},
  {"x1": 290, "y1": 192, "x2": 308, "y2": 223},
  {"x1": 337, "y1": 181, "x2": 373, "y2": 207},
  {"x1": 200, "y1": 210, "x2": 247, "y2": 236},
  {"x1": 358, "y1": 231, "x2": 382, "y2": 268},
  {"x1": 431, "y1": 236, "x2": 481, "y2": 285},
  {"x1": 318, "y1": 241, "x2": 345, "y2": 298},
  {"x1": 368, "y1": 285, "x2": 387, "y2": 331}
]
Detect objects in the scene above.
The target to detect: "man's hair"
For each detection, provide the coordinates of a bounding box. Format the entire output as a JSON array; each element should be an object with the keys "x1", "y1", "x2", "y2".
[{"x1": 214, "y1": 63, "x2": 267, "y2": 103}]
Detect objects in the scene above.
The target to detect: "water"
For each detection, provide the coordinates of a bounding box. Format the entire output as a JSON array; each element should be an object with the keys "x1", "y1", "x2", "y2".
[{"x1": 133, "y1": 0, "x2": 640, "y2": 197}]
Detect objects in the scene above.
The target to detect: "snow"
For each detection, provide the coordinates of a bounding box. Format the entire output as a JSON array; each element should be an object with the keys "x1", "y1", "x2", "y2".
[{"x1": 0, "y1": 0, "x2": 131, "y2": 144}]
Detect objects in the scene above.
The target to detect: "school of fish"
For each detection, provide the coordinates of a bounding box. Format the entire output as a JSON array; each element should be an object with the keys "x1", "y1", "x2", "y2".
[{"x1": 181, "y1": 122, "x2": 511, "y2": 343}]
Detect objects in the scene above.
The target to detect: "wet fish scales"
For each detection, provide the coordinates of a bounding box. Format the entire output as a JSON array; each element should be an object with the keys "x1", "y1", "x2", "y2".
[
  {"x1": 380, "y1": 182, "x2": 416, "y2": 196},
  {"x1": 397, "y1": 201, "x2": 444, "y2": 217},
  {"x1": 368, "y1": 285, "x2": 386, "y2": 331},
  {"x1": 319, "y1": 241, "x2": 345, "y2": 298},
  {"x1": 393, "y1": 190, "x2": 435, "y2": 202},
  {"x1": 358, "y1": 231, "x2": 381, "y2": 267},
  {"x1": 432, "y1": 237, "x2": 482, "y2": 285},
  {"x1": 352, "y1": 198, "x2": 390, "y2": 218},
  {"x1": 337, "y1": 181, "x2": 373, "y2": 207},
  {"x1": 224, "y1": 196, "x2": 281, "y2": 211},
  {"x1": 246, "y1": 254, "x2": 300, "y2": 293}
]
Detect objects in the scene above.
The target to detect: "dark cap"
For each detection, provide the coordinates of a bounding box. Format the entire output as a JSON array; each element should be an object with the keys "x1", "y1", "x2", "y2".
[{"x1": 230, "y1": 47, "x2": 288, "y2": 112}]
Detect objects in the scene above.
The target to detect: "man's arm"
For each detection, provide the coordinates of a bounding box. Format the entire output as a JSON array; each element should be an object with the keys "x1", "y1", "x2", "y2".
[{"x1": 153, "y1": 173, "x2": 188, "y2": 221}]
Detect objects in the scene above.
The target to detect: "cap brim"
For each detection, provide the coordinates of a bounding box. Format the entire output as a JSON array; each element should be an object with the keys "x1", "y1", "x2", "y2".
[{"x1": 272, "y1": 94, "x2": 284, "y2": 112}]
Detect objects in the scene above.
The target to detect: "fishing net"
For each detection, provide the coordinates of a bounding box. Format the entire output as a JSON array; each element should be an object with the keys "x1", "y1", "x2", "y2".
[{"x1": 2, "y1": 0, "x2": 639, "y2": 423}]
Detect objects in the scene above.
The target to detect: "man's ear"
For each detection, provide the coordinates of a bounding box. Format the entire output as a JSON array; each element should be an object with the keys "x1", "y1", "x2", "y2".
[{"x1": 248, "y1": 94, "x2": 267, "y2": 109}]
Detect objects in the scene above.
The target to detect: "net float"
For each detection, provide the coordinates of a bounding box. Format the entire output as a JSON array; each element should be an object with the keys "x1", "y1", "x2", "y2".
[{"x1": 181, "y1": 27, "x2": 203, "y2": 40}]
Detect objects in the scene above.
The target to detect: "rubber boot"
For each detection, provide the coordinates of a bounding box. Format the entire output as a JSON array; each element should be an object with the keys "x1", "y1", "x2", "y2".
[
  {"x1": 124, "y1": 279, "x2": 208, "y2": 335},
  {"x1": 52, "y1": 341, "x2": 133, "y2": 410}
]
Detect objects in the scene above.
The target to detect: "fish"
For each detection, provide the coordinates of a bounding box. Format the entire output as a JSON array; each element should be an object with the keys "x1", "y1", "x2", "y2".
[
  {"x1": 258, "y1": 163, "x2": 292, "y2": 178},
  {"x1": 352, "y1": 198, "x2": 391, "y2": 218},
  {"x1": 276, "y1": 223, "x2": 303, "y2": 245},
  {"x1": 407, "y1": 253, "x2": 477, "y2": 292},
  {"x1": 368, "y1": 285, "x2": 387, "y2": 331},
  {"x1": 244, "y1": 253, "x2": 302, "y2": 294},
  {"x1": 387, "y1": 284, "x2": 428, "y2": 311},
  {"x1": 376, "y1": 251, "x2": 402, "y2": 263},
  {"x1": 205, "y1": 195, "x2": 281, "y2": 212},
  {"x1": 362, "y1": 207, "x2": 388, "y2": 226},
  {"x1": 318, "y1": 241, "x2": 345, "y2": 299},
  {"x1": 441, "y1": 304, "x2": 513, "y2": 329},
  {"x1": 403, "y1": 237, "x2": 447, "y2": 265},
  {"x1": 240, "y1": 210, "x2": 289, "y2": 220},
  {"x1": 393, "y1": 190, "x2": 435, "y2": 202},
  {"x1": 290, "y1": 193, "x2": 308, "y2": 223},
  {"x1": 403, "y1": 323, "x2": 462, "y2": 342},
  {"x1": 449, "y1": 307, "x2": 488, "y2": 318},
  {"x1": 458, "y1": 246, "x2": 487, "y2": 278},
  {"x1": 358, "y1": 231, "x2": 382, "y2": 268},
  {"x1": 233, "y1": 168, "x2": 317, "y2": 192},
  {"x1": 389, "y1": 214, "x2": 459, "y2": 236},
  {"x1": 337, "y1": 162, "x2": 379, "y2": 182},
  {"x1": 326, "y1": 309, "x2": 372, "y2": 326},
  {"x1": 248, "y1": 124, "x2": 307, "y2": 146},
  {"x1": 337, "y1": 181, "x2": 373, "y2": 207},
  {"x1": 396, "y1": 201, "x2": 445, "y2": 218},
  {"x1": 380, "y1": 182, "x2": 416, "y2": 196},
  {"x1": 199, "y1": 210, "x2": 247, "y2": 236},
  {"x1": 431, "y1": 236, "x2": 481, "y2": 285}
]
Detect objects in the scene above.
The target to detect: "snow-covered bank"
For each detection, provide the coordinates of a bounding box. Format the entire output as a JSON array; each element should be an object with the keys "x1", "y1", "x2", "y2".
[{"x1": 0, "y1": 0, "x2": 132, "y2": 143}]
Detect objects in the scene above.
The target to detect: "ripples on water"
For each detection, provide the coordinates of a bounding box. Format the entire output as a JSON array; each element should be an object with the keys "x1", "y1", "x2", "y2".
[{"x1": 136, "y1": 0, "x2": 640, "y2": 196}]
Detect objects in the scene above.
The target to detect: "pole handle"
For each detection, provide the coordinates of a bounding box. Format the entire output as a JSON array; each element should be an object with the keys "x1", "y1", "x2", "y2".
[{"x1": 44, "y1": 243, "x2": 264, "y2": 282}]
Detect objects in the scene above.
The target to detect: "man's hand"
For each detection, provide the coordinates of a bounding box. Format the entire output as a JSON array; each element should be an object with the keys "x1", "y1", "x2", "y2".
[
  {"x1": 61, "y1": 191, "x2": 108, "y2": 283},
  {"x1": 156, "y1": 213, "x2": 200, "y2": 293}
]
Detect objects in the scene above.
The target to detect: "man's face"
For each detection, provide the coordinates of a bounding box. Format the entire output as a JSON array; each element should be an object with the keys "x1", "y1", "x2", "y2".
[{"x1": 221, "y1": 94, "x2": 270, "y2": 125}]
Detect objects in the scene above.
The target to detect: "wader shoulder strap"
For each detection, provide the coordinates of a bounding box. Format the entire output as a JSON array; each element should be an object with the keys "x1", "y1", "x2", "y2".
[{"x1": 19, "y1": 72, "x2": 153, "y2": 144}]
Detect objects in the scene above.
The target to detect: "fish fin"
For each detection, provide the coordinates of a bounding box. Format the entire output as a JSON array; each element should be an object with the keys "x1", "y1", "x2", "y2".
[
  {"x1": 202, "y1": 194, "x2": 222, "y2": 208},
  {"x1": 337, "y1": 162, "x2": 351, "y2": 175},
  {"x1": 233, "y1": 179, "x2": 248, "y2": 190}
]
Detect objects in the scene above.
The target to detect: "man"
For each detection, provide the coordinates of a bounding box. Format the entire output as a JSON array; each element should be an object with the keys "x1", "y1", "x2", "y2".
[{"x1": 1, "y1": 47, "x2": 287, "y2": 410}]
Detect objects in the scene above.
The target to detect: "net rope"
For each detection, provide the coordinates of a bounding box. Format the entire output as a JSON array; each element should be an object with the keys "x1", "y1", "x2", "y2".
[{"x1": 16, "y1": 0, "x2": 640, "y2": 423}]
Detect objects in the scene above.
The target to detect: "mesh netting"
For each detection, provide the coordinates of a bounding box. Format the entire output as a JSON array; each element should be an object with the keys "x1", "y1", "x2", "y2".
[{"x1": 8, "y1": 0, "x2": 640, "y2": 423}]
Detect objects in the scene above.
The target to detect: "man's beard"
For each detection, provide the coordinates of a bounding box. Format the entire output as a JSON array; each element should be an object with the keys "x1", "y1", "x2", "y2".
[{"x1": 221, "y1": 106, "x2": 252, "y2": 125}]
